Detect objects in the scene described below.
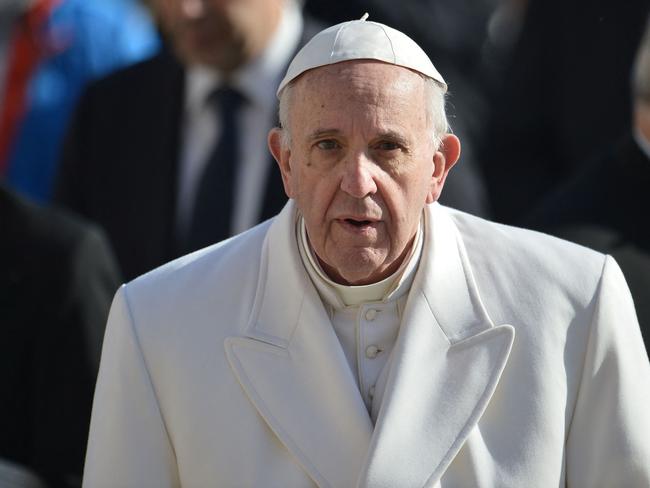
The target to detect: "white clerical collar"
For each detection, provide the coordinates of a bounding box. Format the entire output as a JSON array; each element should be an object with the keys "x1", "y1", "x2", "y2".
[
  {"x1": 184, "y1": 0, "x2": 302, "y2": 111},
  {"x1": 633, "y1": 126, "x2": 650, "y2": 161},
  {"x1": 297, "y1": 214, "x2": 424, "y2": 309}
]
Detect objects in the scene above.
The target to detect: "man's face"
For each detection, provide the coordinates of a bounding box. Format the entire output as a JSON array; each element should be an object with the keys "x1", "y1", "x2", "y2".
[
  {"x1": 151, "y1": 0, "x2": 283, "y2": 71},
  {"x1": 270, "y1": 61, "x2": 460, "y2": 285}
]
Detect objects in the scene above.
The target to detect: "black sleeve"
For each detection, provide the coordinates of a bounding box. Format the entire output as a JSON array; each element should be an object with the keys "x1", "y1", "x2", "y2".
[{"x1": 30, "y1": 225, "x2": 122, "y2": 488}]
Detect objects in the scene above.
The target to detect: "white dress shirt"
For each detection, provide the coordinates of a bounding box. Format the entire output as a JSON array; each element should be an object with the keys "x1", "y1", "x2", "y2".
[
  {"x1": 176, "y1": 2, "x2": 303, "y2": 239},
  {"x1": 297, "y1": 214, "x2": 424, "y2": 421}
]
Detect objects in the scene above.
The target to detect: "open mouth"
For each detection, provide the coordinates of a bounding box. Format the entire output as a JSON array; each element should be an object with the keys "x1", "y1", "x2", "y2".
[{"x1": 345, "y1": 218, "x2": 374, "y2": 227}]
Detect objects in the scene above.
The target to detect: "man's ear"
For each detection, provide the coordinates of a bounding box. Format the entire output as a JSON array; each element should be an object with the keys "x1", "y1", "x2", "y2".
[
  {"x1": 268, "y1": 128, "x2": 293, "y2": 198},
  {"x1": 426, "y1": 134, "x2": 461, "y2": 204}
]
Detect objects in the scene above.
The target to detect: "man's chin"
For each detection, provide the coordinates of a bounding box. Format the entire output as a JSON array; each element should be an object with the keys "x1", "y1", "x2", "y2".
[{"x1": 326, "y1": 253, "x2": 391, "y2": 286}]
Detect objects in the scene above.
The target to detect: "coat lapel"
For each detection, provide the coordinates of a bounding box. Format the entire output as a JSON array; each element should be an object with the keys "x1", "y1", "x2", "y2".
[
  {"x1": 226, "y1": 202, "x2": 514, "y2": 488},
  {"x1": 358, "y1": 204, "x2": 515, "y2": 488},
  {"x1": 225, "y1": 202, "x2": 373, "y2": 488}
]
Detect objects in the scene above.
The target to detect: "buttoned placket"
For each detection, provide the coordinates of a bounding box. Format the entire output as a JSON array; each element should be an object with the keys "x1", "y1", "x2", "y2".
[
  {"x1": 294, "y1": 213, "x2": 425, "y2": 416},
  {"x1": 355, "y1": 301, "x2": 401, "y2": 411}
]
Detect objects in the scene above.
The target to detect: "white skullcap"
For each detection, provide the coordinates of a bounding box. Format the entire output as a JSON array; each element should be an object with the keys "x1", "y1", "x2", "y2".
[{"x1": 276, "y1": 13, "x2": 446, "y2": 98}]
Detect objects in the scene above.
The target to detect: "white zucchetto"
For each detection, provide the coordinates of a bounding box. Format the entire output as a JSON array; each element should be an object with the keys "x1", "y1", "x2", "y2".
[{"x1": 276, "y1": 14, "x2": 447, "y2": 97}]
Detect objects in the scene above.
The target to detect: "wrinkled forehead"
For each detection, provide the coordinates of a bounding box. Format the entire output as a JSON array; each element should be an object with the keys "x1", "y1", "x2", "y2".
[{"x1": 285, "y1": 60, "x2": 431, "y2": 136}]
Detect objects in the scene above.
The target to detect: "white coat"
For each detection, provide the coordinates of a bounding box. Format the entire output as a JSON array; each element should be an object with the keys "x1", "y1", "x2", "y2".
[{"x1": 83, "y1": 202, "x2": 650, "y2": 487}]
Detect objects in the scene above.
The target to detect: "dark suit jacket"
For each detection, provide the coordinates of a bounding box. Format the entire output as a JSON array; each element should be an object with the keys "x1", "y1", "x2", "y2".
[
  {"x1": 0, "y1": 185, "x2": 121, "y2": 487},
  {"x1": 526, "y1": 134, "x2": 650, "y2": 250},
  {"x1": 524, "y1": 134, "x2": 650, "y2": 350},
  {"x1": 481, "y1": 0, "x2": 650, "y2": 223},
  {"x1": 55, "y1": 19, "x2": 322, "y2": 282}
]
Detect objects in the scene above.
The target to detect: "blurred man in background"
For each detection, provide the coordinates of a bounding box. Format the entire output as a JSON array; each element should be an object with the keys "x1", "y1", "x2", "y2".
[
  {"x1": 481, "y1": 0, "x2": 650, "y2": 222},
  {"x1": 55, "y1": 0, "x2": 321, "y2": 280}
]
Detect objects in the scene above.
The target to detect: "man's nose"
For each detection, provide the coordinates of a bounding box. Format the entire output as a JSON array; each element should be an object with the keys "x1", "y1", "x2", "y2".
[
  {"x1": 340, "y1": 152, "x2": 377, "y2": 199},
  {"x1": 179, "y1": 0, "x2": 206, "y2": 19}
]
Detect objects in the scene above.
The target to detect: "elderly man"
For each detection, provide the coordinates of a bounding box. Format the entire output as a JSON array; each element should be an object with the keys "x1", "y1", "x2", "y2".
[{"x1": 83, "y1": 18, "x2": 650, "y2": 487}]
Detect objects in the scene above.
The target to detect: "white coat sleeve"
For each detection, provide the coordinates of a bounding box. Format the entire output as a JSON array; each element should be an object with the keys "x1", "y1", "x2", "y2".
[
  {"x1": 83, "y1": 286, "x2": 181, "y2": 488},
  {"x1": 566, "y1": 256, "x2": 650, "y2": 487}
]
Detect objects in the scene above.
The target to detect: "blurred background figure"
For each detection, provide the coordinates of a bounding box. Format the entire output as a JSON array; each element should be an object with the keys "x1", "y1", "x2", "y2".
[
  {"x1": 55, "y1": 0, "x2": 322, "y2": 281},
  {"x1": 480, "y1": 0, "x2": 650, "y2": 223},
  {"x1": 0, "y1": 1, "x2": 154, "y2": 484},
  {"x1": 304, "y1": 0, "x2": 507, "y2": 218},
  {"x1": 0, "y1": 0, "x2": 159, "y2": 203},
  {"x1": 0, "y1": 184, "x2": 121, "y2": 487},
  {"x1": 524, "y1": 15, "x2": 650, "y2": 350}
]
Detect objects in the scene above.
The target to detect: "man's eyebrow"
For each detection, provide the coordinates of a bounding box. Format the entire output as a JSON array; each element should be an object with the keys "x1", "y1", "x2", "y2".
[
  {"x1": 307, "y1": 129, "x2": 342, "y2": 141},
  {"x1": 306, "y1": 129, "x2": 410, "y2": 144},
  {"x1": 375, "y1": 130, "x2": 410, "y2": 146}
]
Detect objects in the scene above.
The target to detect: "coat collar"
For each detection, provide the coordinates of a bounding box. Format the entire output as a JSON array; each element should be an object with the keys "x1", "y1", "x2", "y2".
[{"x1": 225, "y1": 201, "x2": 514, "y2": 488}]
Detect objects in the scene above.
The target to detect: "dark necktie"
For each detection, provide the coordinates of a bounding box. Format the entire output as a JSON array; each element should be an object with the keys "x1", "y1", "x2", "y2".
[{"x1": 187, "y1": 86, "x2": 245, "y2": 252}]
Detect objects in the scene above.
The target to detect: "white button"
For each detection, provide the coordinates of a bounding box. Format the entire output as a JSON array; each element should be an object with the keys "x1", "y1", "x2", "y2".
[
  {"x1": 369, "y1": 385, "x2": 376, "y2": 399},
  {"x1": 365, "y1": 345, "x2": 380, "y2": 359},
  {"x1": 365, "y1": 309, "x2": 378, "y2": 321}
]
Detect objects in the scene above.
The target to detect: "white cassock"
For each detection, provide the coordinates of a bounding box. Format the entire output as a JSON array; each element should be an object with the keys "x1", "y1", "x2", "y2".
[{"x1": 83, "y1": 201, "x2": 650, "y2": 488}]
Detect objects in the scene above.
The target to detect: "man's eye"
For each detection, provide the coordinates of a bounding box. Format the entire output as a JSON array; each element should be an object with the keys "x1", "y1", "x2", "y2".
[
  {"x1": 376, "y1": 141, "x2": 400, "y2": 151},
  {"x1": 316, "y1": 140, "x2": 339, "y2": 150}
]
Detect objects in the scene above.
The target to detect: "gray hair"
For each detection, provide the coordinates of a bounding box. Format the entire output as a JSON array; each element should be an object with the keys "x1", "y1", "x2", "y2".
[
  {"x1": 633, "y1": 16, "x2": 650, "y2": 104},
  {"x1": 277, "y1": 74, "x2": 450, "y2": 149}
]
